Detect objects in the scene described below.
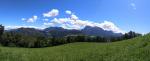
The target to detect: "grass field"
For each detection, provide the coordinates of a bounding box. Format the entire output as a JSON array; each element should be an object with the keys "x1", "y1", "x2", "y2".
[{"x1": 0, "y1": 34, "x2": 150, "y2": 61}]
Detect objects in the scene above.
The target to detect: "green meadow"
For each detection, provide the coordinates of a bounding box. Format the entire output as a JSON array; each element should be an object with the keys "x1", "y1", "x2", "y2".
[{"x1": 0, "y1": 34, "x2": 150, "y2": 61}]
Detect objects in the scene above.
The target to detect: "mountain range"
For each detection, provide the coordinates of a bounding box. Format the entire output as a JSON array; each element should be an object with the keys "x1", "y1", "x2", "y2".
[{"x1": 6, "y1": 26, "x2": 123, "y2": 38}]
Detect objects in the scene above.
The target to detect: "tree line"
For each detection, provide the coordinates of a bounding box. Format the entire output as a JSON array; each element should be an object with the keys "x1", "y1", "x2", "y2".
[{"x1": 0, "y1": 25, "x2": 142, "y2": 48}]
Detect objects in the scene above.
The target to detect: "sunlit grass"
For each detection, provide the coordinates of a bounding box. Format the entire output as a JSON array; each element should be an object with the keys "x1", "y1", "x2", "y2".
[{"x1": 0, "y1": 34, "x2": 150, "y2": 61}]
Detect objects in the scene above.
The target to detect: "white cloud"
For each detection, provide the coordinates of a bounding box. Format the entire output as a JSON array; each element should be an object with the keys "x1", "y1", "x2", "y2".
[
  {"x1": 97, "y1": 21, "x2": 123, "y2": 33},
  {"x1": 20, "y1": 9, "x2": 124, "y2": 33},
  {"x1": 21, "y1": 18, "x2": 26, "y2": 21},
  {"x1": 5, "y1": 26, "x2": 45, "y2": 30},
  {"x1": 43, "y1": 14, "x2": 124, "y2": 33},
  {"x1": 43, "y1": 19, "x2": 49, "y2": 21},
  {"x1": 43, "y1": 9, "x2": 59, "y2": 17},
  {"x1": 70, "y1": 14, "x2": 78, "y2": 20},
  {"x1": 43, "y1": 22, "x2": 55, "y2": 27},
  {"x1": 130, "y1": 3, "x2": 136, "y2": 10},
  {"x1": 22, "y1": 15, "x2": 38, "y2": 23},
  {"x1": 65, "y1": 10, "x2": 72, "y2": 14}
]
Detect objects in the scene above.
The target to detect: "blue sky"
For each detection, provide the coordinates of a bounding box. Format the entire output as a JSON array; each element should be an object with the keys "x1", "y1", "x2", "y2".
[{"x1": 0, "y1": 0, "x2": 150, "y2": 34}]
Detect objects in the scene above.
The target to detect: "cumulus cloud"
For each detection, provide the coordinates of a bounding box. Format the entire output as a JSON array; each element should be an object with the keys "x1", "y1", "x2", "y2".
[
  {"x1": 98, "y1": 21, "x2": 123, "y2": 33},
  {"x1": 20, "y1": 9, "x2": 123, "y2": 33},
  {"x1": 43, "y1": 14, "x2": 123, "y2": 33},
  {"x1": 22, "y1": 15, "x2": 38, "y2": 23},
  {"x1": 70, "y1": 14, "x2": 78, "y2": 20},
  {"x1": 43, "y1": 9, "x2": 59, "y2": 17},
  {"x1": 65, "y1": 10, "x2": 72, "y2": 14}
]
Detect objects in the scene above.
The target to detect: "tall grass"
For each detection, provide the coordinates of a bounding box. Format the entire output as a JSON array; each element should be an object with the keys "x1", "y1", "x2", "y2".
[{"x1": 0, "y1": 34, "x2": 150, "y2": 61}]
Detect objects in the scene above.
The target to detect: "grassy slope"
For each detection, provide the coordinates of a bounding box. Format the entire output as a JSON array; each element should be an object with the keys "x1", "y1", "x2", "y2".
[{"x1": 0, "y1": 34, "x2": 150, "y2": 61}]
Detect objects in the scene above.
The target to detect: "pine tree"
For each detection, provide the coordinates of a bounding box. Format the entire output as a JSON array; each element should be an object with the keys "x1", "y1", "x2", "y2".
[{"x1": 0, "y1": 24, "x2": 4, "y2": 39}]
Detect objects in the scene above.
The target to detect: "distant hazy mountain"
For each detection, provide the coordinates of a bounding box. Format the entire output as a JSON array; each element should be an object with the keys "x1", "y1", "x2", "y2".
[
  {"x1": 6, "y1": 26, "x2": 122, "y2": 37},
  {"x1": 6, "y1": 28, "x2": 47, "y2": 37},
  {"x1": 81, "y1": 26, "x2": 122, "y2": 37},
  {"x1": 44, "y1": 27, "x2": 82, "y2": 37}
]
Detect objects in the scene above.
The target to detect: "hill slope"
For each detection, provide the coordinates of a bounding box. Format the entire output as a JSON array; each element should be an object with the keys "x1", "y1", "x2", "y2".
[{"x1": 0, "y1": 34, "x2": 150, "y2": 61}]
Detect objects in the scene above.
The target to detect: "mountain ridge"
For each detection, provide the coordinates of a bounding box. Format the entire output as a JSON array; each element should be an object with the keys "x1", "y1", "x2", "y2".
[{"x1": 6, "y1": 26, "x2": 123, "y2": 38}]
